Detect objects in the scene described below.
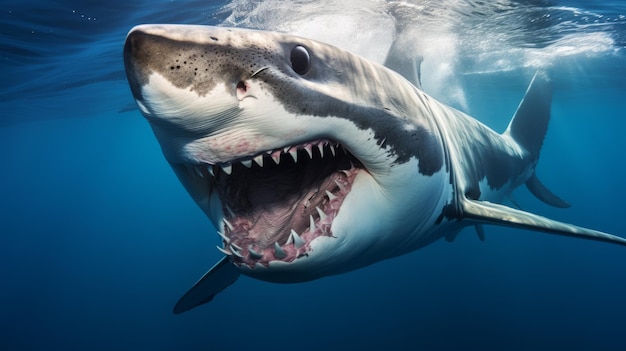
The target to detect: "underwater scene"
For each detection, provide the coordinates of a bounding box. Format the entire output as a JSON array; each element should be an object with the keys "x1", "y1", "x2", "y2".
[{"x1": 2, "y1": 1, "x2": 626, "y2": 350}]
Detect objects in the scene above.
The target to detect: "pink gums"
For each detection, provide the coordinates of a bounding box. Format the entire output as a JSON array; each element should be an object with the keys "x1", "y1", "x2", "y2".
[{"x1": 222, "y1": 165, "x2": 358, "y2": 268}]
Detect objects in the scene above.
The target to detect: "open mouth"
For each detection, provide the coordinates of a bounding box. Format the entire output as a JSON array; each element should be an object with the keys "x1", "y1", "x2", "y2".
[{"x1": 191, "y1": 140, "x2": 362, "y2": 268}]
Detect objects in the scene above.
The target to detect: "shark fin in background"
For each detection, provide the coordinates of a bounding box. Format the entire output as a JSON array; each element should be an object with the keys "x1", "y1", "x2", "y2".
[
  {"x1": 525, "y1": 173, "x2": 571, "y2": 208},
  {"x1": 503, "y1": 71, "x2": 570, "y2": 209},
  {"x1": 173, "y1": 256, "x2": 240, "y2": 314},
  {"x1": 461, "y1": 199, "x2": 626, "y2": 247}
]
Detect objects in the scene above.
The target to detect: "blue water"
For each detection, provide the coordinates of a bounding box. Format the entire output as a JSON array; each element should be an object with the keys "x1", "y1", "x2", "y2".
[{"x1": 1, "y1": 1, "x2": 626, "y2": 350}]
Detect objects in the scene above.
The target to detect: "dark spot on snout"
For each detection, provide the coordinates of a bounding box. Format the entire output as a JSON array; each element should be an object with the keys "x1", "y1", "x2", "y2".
[
  {"x1": 237, "y1": 81, "x2": 247, "y2": 93},
  {"x1": 210, "y1": 36, "x2": 218, "y2": 41}
]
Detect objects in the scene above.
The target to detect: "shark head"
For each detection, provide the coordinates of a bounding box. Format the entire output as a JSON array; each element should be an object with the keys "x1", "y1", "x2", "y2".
[{"x1": 124, "y1": 24, "x2": 451, "y2": 282}]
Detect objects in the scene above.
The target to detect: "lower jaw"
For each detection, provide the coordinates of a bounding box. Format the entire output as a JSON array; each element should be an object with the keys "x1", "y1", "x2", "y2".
[{"x1": 217, "y1": 167, "x2": 359, "y2": 268}]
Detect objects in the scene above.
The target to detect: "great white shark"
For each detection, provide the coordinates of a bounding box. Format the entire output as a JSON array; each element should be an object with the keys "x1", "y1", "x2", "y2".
[{"x1": 123, "y1": 24, "x2": 626, "y2": 314}]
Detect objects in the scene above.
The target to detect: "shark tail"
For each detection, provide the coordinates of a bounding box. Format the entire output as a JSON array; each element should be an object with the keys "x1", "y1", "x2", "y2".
[
  {"x1": 504, "y1": 72, "x2": 569, "y2": 208},
  {"x1": 458, "y1": 73, "x2": 626, "y2": 247}
]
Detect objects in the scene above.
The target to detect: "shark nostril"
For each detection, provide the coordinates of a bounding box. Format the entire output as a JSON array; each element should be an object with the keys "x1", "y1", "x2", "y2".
[{"x1": 236, "y1": 81, "x2": 247, "y2": 94}]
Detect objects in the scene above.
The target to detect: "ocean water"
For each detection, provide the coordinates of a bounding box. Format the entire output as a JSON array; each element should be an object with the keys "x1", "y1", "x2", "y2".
[{"x1": 1, "y1": 1, "x2": 626, "y2": 350}]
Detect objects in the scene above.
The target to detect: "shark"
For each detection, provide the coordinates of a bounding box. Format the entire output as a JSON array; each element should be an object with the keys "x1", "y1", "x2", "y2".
[{"x1": 123, "y1": 24, "x2": 626, "y2": 314}]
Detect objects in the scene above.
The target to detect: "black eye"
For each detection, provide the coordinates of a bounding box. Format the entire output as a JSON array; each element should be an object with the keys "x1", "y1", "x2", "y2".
[{"x1": 290, "y1": 45, "x2": 310, "y2": 75}]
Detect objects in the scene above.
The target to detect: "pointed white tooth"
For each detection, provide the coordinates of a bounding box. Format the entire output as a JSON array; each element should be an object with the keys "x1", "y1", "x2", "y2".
[
  {"x1": 334, "y1": 179, "x2": 346, "y2": 192},
  {"x1": 304, "y1": 145, "x2": 313, "y2": 159},
  {"x1": 230, "y1": 242, "x2": 243, "y2": 251},
  {"x1": 253, "y1": 154, "x2": 264, "y2": 167},
  {"x1": 285, "y1": 231, "x2": 294, "y2": 246},
  {"x1": 316, "y1": 207, "x2": 328, "y2": 221},
  {"x1": 289, "y1": 149, "x2": 298, "y2": 163},
  {"x1": 217, "y1": 231, "x2": 230, "y2": 243},
  {"x1": 216, "y1": 245, "x2": 232, "y2": 256},
  {"x1": 230, "y1": 245, "x2": 244, "y2": 258},
  {"x1": 241, "y1": 159, "x2": 252, "y2": 168},
  {"x1": 274, "y1": 242, "x2": 286, "y2": 259},
  {"x1": 207, "y1": 165, "x2": 215, "y2": 177},
  {"x1": 317, "y1": 144, "x2": 324, "y2": 158},
  {"x1": 271, "y1": 153, "x2": 281, "y2": 165},
  {"x1": 309, "y1": 215, "x2": 316, "y2": 232},
  {"x1": 325, "y1": 190, "x2": 337, "y2": 201},
  {"x1": 221, "y1": 164, "x2": 232, "y2": 175},
  {"x1": 291, "y1": 229, "x2": 305, "y2": 249},
  {"x1": 329, "y1": 145, "x2": 336, "y2": 156},
  {"x1": 225, "y1": 205, "x2": 236, "y2": 218},
  {"x1": 248, "y1": 246, "x2": 264, "y2": 260},
  {"x1": 223, "y1": 219, "x2": 234, "y2": 231}
]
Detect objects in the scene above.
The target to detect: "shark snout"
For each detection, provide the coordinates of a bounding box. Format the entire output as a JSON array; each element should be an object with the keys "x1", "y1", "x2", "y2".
[
  {"x1": 124, "y1": 26, "x2": 235, "y2": 103},
  {"x1": 123, "y1": 28, "x2": 151, "y2": 102}
]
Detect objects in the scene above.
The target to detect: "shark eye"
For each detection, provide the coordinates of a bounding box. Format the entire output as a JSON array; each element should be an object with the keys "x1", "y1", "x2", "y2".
[{"x1": 290, "y1": 45, "x2": 310, "y2": 75}]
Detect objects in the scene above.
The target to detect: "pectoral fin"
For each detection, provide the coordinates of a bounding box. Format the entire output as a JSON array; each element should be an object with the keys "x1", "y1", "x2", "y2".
[
  {"x1": 173, "y1": 256, "x2": 240, "y2": 314},
  {"x1": 461, "y1": 199, "x2": 626, "y2": 247}
]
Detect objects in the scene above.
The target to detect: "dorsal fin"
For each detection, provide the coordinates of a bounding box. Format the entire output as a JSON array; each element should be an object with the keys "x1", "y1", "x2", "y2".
[
  {"x1": 505, "y1": 72, "x2": 552, "y2": 160},
  {"x1": 383, "y1": 32, "x2": 422, "y2": 89},
  {"x1": 505, "y1": 72, "x2": 569, "y2": 208}
]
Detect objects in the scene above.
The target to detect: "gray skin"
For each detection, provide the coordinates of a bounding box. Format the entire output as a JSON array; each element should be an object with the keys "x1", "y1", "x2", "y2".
[
  {"x1": 123, "y1": 25, "x2": 626, "y2": 314},
  {"x1": 124, "y1": 28, "x2": 444, "y2": 173}
]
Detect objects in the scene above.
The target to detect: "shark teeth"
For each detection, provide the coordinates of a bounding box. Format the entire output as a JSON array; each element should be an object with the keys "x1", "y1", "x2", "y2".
[
  {"x1": 288, "y1": 148, "x2": 298, "y2": 163},
  {"x1": 253, "y1": 154, "x2": 264, "y2": 167},
  {"x1": 219, "y1": 196, "x2": 345, "y2": 264},
  {"x1": 223, "y1": 219, "x2": 234, "y2": 231},
  {"x1": 202, "y1": 138, "x2": 359, "y2": 266},
  {"x1": 304, "y1": 145, "x2": 313, "y2": 159},
  {"x1": 316, "y1": 206, "x2": 328, "y2": 221},
  {"x1": 290, "y1": 229, "x2": 306, "y2": 249},
  {"x1": 274, "y1": 242, "x2": 286, "y2": 259},
  {"x1": 271, "y1": 152, "x2": 281, "y2": 165},
  {"x1": 192, "y1": 140, "x2": 347, "y2": 178},
  {"x1": 309, "y1": 215, "x2": 316, "y2": 233},
  {"x1": 217, "y1": 231, "x2": 230, "y2": 243},
  {"x1": 221, "y1": 164, "x2": 232, "y2": 175},
  {"x1": 334, "y1": 179, "x2": 347, "y2": 192},
  {"x1": 248, "y1": 246, "x2": 264, "y2": 260},
  {"x1": 326, "y1": 190, "x2": 337, "y2": 201},
  {"x1": 230, "y1": 244, "x2": 244, "y2": 258},
  {"x1": 216, "y1": 245, "x2": 232, "y2": 256}
]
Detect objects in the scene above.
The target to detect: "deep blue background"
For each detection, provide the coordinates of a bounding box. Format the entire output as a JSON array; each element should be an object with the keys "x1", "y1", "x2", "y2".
[{"x1": 1, "y1": 1, "x2": 625, "y2": 350}]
